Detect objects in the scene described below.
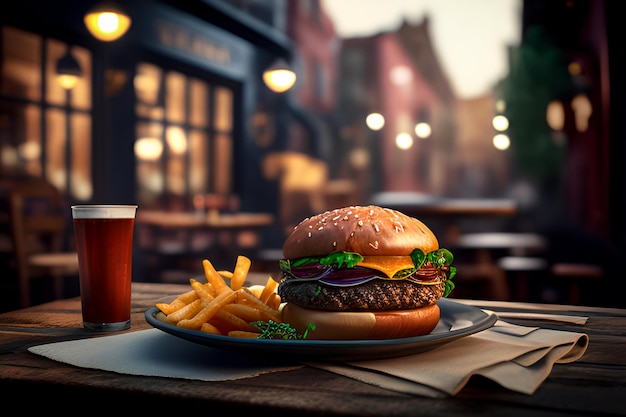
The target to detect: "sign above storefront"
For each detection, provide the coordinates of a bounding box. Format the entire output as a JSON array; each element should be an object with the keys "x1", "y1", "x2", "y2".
[
  {"x1": 154, "y1": 19, "x2": 231, "y2": 65},
  {"x1": 131, "y1": 3, "x2": 252, "y2": 82}
]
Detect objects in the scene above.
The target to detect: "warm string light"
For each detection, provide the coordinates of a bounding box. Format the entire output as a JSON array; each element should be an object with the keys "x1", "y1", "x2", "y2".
[{"x1": 366, "y1": 113, "x2": 385, "y2": 131}]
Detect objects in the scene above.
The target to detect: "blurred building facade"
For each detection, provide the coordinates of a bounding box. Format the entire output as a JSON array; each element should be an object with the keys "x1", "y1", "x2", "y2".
[
  {"x1": 1, "y1": 0, "x2": 625, "y2": 307},
  {"x1": 286, "y1": 0, "x2": 624, "y2": 308},
  {"x1": 0, "y1": 0, "x2": 301, "y2": 241}
]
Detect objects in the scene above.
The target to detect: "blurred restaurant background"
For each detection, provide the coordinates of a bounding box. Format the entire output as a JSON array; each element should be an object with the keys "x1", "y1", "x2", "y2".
[{"x1": 1, "y1": 0, "x2": 624, "y2": 311}]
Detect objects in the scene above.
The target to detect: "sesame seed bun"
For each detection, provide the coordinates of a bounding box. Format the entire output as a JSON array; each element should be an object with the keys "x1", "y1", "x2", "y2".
[{"x1": 282, "y1": 205, "x2": 439, "y2": 259}]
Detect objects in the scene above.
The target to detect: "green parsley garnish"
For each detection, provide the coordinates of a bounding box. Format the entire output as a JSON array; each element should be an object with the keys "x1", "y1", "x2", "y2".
[{"x1": 251, "y1": 320, "x2": 316, "y2": 340}]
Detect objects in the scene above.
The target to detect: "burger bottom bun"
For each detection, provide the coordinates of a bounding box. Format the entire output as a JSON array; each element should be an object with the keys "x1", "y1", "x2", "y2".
[{"x1": 281, "y1": 302, "x2": 440, "y2": 340}]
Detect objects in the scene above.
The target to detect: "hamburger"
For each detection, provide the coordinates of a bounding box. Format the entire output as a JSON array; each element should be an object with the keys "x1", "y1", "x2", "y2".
[{"x1": 278, "y1": 205, "x2": 456, "y2": 340}]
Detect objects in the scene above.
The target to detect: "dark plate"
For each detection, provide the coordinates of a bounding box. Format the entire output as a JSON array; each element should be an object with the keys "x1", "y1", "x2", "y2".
[{"x1": 144, "y1": 298, "x2": 496, "y2": 361}]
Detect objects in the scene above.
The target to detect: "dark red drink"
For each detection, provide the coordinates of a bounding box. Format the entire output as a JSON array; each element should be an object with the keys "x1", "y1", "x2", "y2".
[{"x1": 72, "y1": 205, "x2": 137, "y2": 331}]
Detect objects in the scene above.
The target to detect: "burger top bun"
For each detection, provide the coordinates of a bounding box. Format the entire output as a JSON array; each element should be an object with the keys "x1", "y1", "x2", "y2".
[{"x1": 283, "y1": 205, "x2": 439, "y2": 259}]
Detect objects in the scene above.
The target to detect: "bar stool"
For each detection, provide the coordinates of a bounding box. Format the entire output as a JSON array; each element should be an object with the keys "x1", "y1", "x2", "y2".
[
  {"x1": 550, "y1": 263, "x2": 603, "y2": 305},
  {"x1": 497, "y1": 256, "x2": 548, "y2": 301}
]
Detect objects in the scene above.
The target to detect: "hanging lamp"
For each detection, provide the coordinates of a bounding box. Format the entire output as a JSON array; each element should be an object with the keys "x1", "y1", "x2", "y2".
[
  {"x1": 84, "y1": 1, "x2": 132, "y2": 42},
  {"x1": 55, "y1": 49, "x2": 82, "y2": 89}
]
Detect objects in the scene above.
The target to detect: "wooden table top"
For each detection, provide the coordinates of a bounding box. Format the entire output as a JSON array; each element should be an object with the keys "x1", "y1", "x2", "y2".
[
  {"x1": 1, "y1": 282, "x2": 625, "y2": 415},
  {"x1": 370, "y1": 192, "x2": 517, "y2": 217},
  {"x1": 136, "y1": 210, "x2": 275, "y2": 230},
  {"x1": 454, "y1": 232, "x2": 548, "y2": 250}
]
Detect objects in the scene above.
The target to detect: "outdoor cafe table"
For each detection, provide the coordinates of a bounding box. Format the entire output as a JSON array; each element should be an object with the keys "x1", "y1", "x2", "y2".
[
  {"x1": 136, "y1": 210, "x2": 275, "y2": 230},
  {"x1": 369, "y1": 192, "x2": 517, "y2": 218},
  {"x1": 1, "y1": 281, "x2": 624, "y2": 415},
  {"x1": 135, "y1": 210, "x2": 275, "y2": 251},
  {"x1": 135, "y1": 210, "x2": 275, "y2": 276}
]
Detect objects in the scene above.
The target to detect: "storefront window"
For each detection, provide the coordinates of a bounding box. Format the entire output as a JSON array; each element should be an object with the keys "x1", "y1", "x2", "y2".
[
  {"x1": 134, "y1": 62, "x2": 234, "y2": 210},
  {"x1": 0, "y1": 26, "x2": 93, "y2": 199}
]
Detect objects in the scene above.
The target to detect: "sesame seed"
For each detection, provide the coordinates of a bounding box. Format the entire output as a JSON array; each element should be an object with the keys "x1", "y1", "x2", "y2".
[
  {"x1": 358, "y1": 220, "x2": 363, "y2": 226},
  {"x1": 307, "y1": 232, "x2": 312, "y2": 238},
  {"x1": 374, "y1": 224, "x2": 380, "y2": 232}
]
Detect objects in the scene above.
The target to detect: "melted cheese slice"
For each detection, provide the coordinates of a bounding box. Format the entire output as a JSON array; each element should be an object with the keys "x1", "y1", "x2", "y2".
[{"x1": 357, "y1": 256, "x2": 415, "y2": 278}]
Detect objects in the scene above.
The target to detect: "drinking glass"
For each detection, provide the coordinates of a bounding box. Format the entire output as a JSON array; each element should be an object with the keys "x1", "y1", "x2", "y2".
[{"x1": 71, "y1": 205, "x2": 137, "y2": 331}]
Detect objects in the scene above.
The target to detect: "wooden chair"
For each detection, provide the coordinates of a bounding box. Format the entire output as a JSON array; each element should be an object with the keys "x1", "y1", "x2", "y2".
[{"x1": 7, "y1": 179, "x2": 79, "y2": 308}]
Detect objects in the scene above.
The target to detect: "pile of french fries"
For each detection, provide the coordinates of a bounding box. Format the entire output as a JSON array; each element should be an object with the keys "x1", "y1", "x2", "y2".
[{"x1": 155, "y1": 255, "x2": 282, "y2": 338}]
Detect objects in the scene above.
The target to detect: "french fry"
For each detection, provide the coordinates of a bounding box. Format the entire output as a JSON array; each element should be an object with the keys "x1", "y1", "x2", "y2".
[
  {"x1": 156, "y1": 289, "x2": 199, "y2": 314},
  {"x1": 230, "y1": 255, "x2": 251, "y2": 291},
  {"x1": 165, "y1": 298, "x2": 204, "y2": 323},
  {"x1": 267, "y1": 293, "x2": 282, "y2": 310},
  {"x1": 156, "y1": 302, "x2": 175, "y2": 315},
  {"x1": 247, "y1": 285, "x2": 264, "y2": 298},
  {"x1": 202, "y1": 259, "x2": 230, "y2": 294},
  {"x1": 190, "y1": 278, "x2": 215, "y2": 301},
  {"x1": 217, "y1": 270, "x2": 233, "y2": 280},
  {"x1": 155, "y1": 256, "x2": 285, "y2": 337},
  {"x1": 236, "y1": 288, "x2": 282, "y2": 322},
  {"x1": 176, "y1": 289, "x2": 237, "y2": 329},
  {"x1": 200, "y1": 322, "x2": 223, "y2": 335},
  {"x1": 222, "y1": 303, "x2": 268, "y2": 323},
  {"x1": 259, "y1": 276, "x2": 279, "y2": 304},
  {"x1": 214, "y1": 308, "x2": 259, "y2": 333}
]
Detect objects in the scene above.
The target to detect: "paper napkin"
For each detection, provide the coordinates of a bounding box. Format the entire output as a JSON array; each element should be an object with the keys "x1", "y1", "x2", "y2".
[
  {"x1": 28, "y1": 329, "x2": 303, "y2": 380},
  {"x1": 307, "y1": 320, "x2": 589, "y2": 398}
]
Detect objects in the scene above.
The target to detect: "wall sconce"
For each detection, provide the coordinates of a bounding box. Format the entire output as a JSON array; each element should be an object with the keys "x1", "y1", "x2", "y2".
[
  {"x1": 263, "y1": 59, "x2": 296, "y2": 93},
  {"x1": 55, "y1": 49, "x2": 82, "y2": 90},
  {"x1": 84, "y1": 1, "x2": 132, "y2": 42}
]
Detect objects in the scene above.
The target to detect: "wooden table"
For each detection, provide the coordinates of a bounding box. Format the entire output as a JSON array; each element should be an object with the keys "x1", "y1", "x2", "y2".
[
  {"x1": 450, "y1": 232, "x2": 551, "y2": 302},
  {"x1": 136, "y1": 210, "x2": 275, "y2": 230},
  {"x1": 370, "y1": 192, "x2": 517, "y2": 218},
  {"x1": 369, "y1": 192, "x2": 518, "y2": 249},
  {"x1": 135, "y1": 211, "x2": 275, "y2": 280},
  {"x1": 370, "y1": 194, "x2": 531, "y2": 303},
  {"x1": 1, "y1": 282, "x2": 624, "y2": 415}
]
